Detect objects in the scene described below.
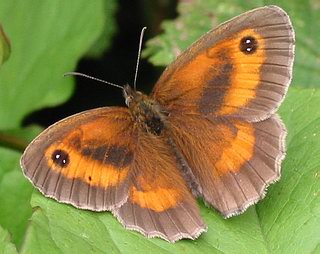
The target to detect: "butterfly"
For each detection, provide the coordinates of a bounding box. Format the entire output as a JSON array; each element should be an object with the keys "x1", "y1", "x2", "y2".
[{"x1": 21, "y1": 5, "x2": 295, "y2": 242}]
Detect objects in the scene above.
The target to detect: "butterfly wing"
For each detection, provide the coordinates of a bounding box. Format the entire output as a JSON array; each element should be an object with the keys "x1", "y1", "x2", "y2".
[
  {"x1": 151, "y1": 6, "x2": 293, "y2": 217},
  {"x1": 22, "y1": 107, "x2": 206, "y2": 241},
  {"x1": 21, "y1": 107, "x2": 136, "y2": 211},
  {"x1": 168, "y1": 113, "x2": 286, "y2": 217},
  {"x1": 152, "y1": 6, "x2": 294, "y2": 122},
  {"x1": 113, "y1": 129, "x2": 206, "y2": 242}
]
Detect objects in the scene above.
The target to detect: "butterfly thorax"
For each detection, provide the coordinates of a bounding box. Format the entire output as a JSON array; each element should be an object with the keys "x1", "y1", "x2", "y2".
[{"x1": 123, "y1": 84, "x2": 166, "y2": 136}]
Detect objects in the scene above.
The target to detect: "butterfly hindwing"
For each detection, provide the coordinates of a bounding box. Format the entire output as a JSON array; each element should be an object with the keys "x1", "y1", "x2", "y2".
[
  {"x1": 21, "y1": 107, "x2": 136, "y2": 210},
  {"x1": 113, "y1": 130, "x2": 206, "y2": 242},
  {"x1": 168, "y1": 113, "x2": 286, "y2": 217},
  {"x1": 152, "y1": 6, "x2": 294, "y2": 122}
]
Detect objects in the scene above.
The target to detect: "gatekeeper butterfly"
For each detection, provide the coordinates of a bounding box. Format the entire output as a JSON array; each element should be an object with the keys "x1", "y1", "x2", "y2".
[{"x1": 21, "y1": 6, "x2": 295, "y2": 242}]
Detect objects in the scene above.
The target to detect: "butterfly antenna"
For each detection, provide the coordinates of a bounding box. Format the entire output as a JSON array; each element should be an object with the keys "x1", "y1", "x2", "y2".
[
  {"x1": 133, "y1": 27, "x2": 147, "y2": 91},
  {"x1": 64, "y1": 72, "x2": 124, "y2": 90}
]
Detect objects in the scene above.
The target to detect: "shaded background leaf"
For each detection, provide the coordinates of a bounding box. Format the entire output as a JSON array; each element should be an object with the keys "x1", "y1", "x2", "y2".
[
  {"x1": 0, "y1": 0, "x2": 106, "y2": 129},
  {"x1": 86, "y1": 0, "x2": 118, "y2": 58}
]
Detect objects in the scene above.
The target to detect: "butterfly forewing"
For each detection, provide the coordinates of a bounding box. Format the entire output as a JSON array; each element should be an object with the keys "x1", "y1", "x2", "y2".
[
  {"x1": 21, "y1": 107, "x2": 136, "y2": 210},
  {"x1": 152, "y1": 6, "x2": 294, "y2": 122}
]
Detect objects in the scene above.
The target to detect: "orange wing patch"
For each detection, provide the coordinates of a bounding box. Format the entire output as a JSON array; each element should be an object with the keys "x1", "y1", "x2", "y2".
[
  {"x1": 21, "y1": 107, "x2": 136, "y2": 211},
  {"x1": 45, "y1": 143, "x2": 130, "y2": 188},
  {"x1": 130, "y1": 175, "x2": 181, "y2": 212},
  {"x1": 214, "y1": 121, "x2": 255, "y2": 176},
  {"x1": 169, "y1": 114, "x2": 255, "y2": 178},
  {"x1": 113, "y1": 129, "x2": 206, "y2": 242},
  {"x1": 122, "y1": 131, "x2": 194, "y2": 213},
  {"x1": 43, "y1": 115, "x2": 135, "y2": 189},
  {"x1": 153, "y1": 28, "x2": 266, "y2": 117},
  {"x1": 217, "y1": 29, "x2": 266, "y2": 115},
  {"x1": 169, "y1": 113, "x2": 286, "y2": 217}
]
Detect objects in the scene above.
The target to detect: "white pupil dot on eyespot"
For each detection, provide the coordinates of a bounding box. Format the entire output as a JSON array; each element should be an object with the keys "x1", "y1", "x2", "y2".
[
  {"x1": 246, "y1": 39, "x2": 251, "y2": 44},
  {"x1": 62, "y1": 159, "x2": 66, "y2": 164},
  {"x1": 55, "y1": 154, "x2": 61, "y2": 159},
  {"x1": 247, "y1": 48, "x2": 252, "y2": 51}
]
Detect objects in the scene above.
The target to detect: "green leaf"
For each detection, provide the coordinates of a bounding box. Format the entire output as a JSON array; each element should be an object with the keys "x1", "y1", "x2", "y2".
[
  {"x1": 0, "y1": 0, "x2": 117, "y2": 251},
  {"x1": 0, "y1": 126, "x2": 43, "y2": 249},
  {"x1": 144, "y1": 0, "x2": 320, "y2": 88},
  {"x1": 0, "y1": 0, "x2": 106, "y2": 129},
  {"x1": 0, "y1": 147, "x2": 33, "y2": 248},
  {"x1": 86, "y1": 0, "x2": 118, "y2": 58},
  {"x1": 259, "y1": 88, "x2": 320, "y2": 253},
  {"x1": 0, "y1": 226, "x2": 18, "y2": 254},
  {"x1": 0, "y1": 24, "x2": 11, "y2": 65},
  {"x1": 19, "y1": 88, "x2": 320, "y2": 253}
]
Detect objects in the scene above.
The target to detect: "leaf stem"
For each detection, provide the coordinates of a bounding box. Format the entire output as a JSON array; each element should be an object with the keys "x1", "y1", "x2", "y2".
[{"x1": 0, "y1": 132, "x2": 28, "y2": 152}]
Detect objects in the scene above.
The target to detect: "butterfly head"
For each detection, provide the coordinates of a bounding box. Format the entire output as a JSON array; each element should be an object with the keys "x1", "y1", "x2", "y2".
[
  {"x1": 123, "y1": 84, "x2": 146, "y2": 107},
  {"x1": 123, "y1": 84, "x2": 135, "y2": 106}
]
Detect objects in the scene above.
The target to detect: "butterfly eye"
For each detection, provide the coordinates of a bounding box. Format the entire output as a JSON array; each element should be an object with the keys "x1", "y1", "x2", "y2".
[
  {"x1": 239, "y1": 36, "x2": 258, "y2": 54},
  {"x1": 125, "y1": 95, "x2": 133, "y2": 106},
  {"x1": 51, "y1": 149, "x2": 70, "y2": 167}
]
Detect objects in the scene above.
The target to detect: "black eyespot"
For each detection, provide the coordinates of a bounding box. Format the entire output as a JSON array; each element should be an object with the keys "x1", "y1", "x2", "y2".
[
  {"x1": 88, "y1": 176, "x2": 92, "y2": 181},
  {"x1": 239, "y1": 36, "x2": 258, "y2": 54},
  {"x1": 51, "y1": 149, "x2": 69, "y2": 168}
]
